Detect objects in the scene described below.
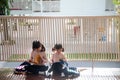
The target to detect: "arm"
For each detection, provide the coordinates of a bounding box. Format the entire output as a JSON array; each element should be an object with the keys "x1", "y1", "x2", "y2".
[
  {"x1": 61, "y1": 53, "x2": 67, "y2": 62},
  {"x1": 41, "y1": 52, "x2": 48, "y2": 63},
  {"x1": 50, "y1": 54, "x2": 54, "y2": 63},
  {"x1": 28, "y1": 51, "x2": 34, "y2": 62}
]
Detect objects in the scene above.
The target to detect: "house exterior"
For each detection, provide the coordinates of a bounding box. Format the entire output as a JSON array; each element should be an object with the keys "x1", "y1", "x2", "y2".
[{"x1": 10, "y1": 0, "x2": 115, "y2": 16}]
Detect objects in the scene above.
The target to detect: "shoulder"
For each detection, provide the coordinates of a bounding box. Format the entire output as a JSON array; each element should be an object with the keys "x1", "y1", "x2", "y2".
[
  {"x1": 31, "y1": 51, "x2": 35, "y2": 57},
  {"x1": 40, "y1": 52, "x2": 46, "y2": 56},
  {"x1": 61, "y1": 52, "x2": 65, "y2": 55},
  {"x1": 31, "y1": 51, "x2": 34, "y2": 55},
  {"x1": 40, "y1": 52, "x2": 45, "y2": 55},
  {"x1": 60, "y1": 52, "x2": 66, "y2": 58}
]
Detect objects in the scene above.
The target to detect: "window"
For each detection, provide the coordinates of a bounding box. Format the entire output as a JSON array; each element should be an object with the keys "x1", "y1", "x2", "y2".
[
  {"x1": 32, "y1": 0, "x2": 41, "y2": 12},
  {"x1": 42, "y1": 0, "x2": 60, "y2": 12},
  {"x1": 33, "y1": 0, "x2": 60, "y2": 12},
  {"x1": 10, "y1": 0, "x2": 32, "y2": 10},
  {"x1": 105, "y1": 0, "x2": 114, "y2": 11},
  {"x1": 10, "y1": 0, "x2": 60, "y2": 14}
]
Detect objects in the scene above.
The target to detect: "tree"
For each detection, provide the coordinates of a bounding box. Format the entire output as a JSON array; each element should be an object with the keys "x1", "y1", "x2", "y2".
[
  {"x1": 0, "y1": 0, "x2": 14, "y2": 45},
  {"x1": 113, "y1": 0, "x2": 120, "y2": 5},
  {"x1": 0, "y1": 0, "x2": 13, "y2": 15}
]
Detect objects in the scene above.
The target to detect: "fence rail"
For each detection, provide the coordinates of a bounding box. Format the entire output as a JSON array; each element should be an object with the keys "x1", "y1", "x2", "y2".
[{"x1": 0, "y1": 16, "x2": 120, "y2": 61}]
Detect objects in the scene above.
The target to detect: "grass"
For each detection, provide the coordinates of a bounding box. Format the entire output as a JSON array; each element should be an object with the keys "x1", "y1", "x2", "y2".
[
  {"x1": 65, "y1": 53, "x2": 119, "y2": 61},
  {"x1": 8, "y1": 53, "x2": 119, "y2": 61}
]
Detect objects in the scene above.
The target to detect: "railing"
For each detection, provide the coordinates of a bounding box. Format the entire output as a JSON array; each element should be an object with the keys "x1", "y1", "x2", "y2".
[{"x1": 0, "y1": 16, "x2": 120, "y2": 61}]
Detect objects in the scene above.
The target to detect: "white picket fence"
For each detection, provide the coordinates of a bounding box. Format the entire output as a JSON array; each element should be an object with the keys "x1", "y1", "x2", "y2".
[{"x1": 0, "y1": 16, "x2": 120, "y2": 61}]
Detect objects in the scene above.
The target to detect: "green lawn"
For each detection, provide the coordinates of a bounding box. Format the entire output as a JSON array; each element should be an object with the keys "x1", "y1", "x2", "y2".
[{"x1": 8, "y1": 53, "x2": 119, "y2": 61}]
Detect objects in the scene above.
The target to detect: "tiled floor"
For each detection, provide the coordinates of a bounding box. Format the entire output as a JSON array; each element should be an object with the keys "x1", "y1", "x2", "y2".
[
  {"x1": 0, "y1": 61, "x2": 120, "y2": 80},
  {"x1": 0, "y1": 68, "x2": 120, "y2": 80},
  {"x1": 76, "y1": 68, "x2": 120, "y2": 80}
]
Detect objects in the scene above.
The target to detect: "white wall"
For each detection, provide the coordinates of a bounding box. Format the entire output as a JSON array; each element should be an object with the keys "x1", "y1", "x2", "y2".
[
  {"x1": 60, "y1": 0, "x2": 105, "y2": 15},
  {"x1": 10, "y1": 0, "x2": 115, "y2": 16}
]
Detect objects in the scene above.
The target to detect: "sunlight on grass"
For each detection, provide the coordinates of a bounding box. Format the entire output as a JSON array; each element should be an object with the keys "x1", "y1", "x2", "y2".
[{"x1": 8, "y1": 53, "x2": 119, "y2": 61}]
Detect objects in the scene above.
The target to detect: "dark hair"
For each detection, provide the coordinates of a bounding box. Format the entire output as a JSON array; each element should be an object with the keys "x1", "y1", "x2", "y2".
[
  {"x1": 52, "y1": 47, "x2": 55, "y2": 51},
  {"x1": 54, "y1": 44, "x2": 62, "y2": 50},
  {"x1": 62, "y1": 48, "x2": 64, "y2": 52},
  {"x1": 53, "y1": 44, "x2": 64, "y2": 52},
  {"x1": 40, "y1": 44, "x2": 46, "y2": 52},
  {"x1": 32, "y1": 40, "x2": 41, "y2": 50}
]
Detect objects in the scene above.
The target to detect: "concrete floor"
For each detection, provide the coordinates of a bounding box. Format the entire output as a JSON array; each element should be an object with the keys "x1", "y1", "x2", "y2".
[{"x1": 1, "y1": 61, "x2": 120, "y2": 68}]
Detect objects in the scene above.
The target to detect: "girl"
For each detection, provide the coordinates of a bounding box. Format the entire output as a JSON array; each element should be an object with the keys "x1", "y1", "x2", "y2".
[
  {"x1": 27, "y1": 40, "x2": 48, "y2": 74},
  {"x1": 48, "y1": 43, "x2": 80, "y2": 77},
  {"x1": 29, "y1": 41, "x2": 48, "y2": 65},
  {"x1": 48, "y1": 44, "x2": 67, "y2": 75},
  {"x1": 14, "y1": 40, "x2": 48, "y2": 74},
  {"x1": 51, "y1": 44, "x2": 67, "y2": 63}
]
